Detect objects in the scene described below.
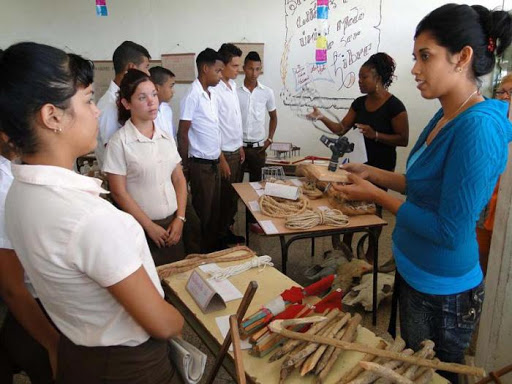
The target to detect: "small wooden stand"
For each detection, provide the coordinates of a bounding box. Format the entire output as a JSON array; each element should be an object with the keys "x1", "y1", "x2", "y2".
[{"x1": 204, "y1": 281, "x2": 258, "y2": 384}]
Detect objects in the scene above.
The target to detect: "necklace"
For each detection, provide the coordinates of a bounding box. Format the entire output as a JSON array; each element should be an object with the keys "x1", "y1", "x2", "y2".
[
  {"x1": 441, "y1": 89, "x2": 479, "y2": 122},
  {"x1": 428, "y1": 89, "x2": 479, "y2": 144}
]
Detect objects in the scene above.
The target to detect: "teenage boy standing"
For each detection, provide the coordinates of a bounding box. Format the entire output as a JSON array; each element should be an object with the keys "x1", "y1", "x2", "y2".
[
  {"x1": 215, "y1": 43, "x2": 245, "y2": 246},
  {"x1": 150, "y1": 66, "x2": 177, "y2": 140},
  {"x1": 238, "y1": 51, "x2": 278, "y2": 232},
  {"x1": 96, "y1": 41, "x2": 151, "y2": 167},
  {"x1": 178, "y1": 48, "x2": 224, "y2": 252},
  {"x1": 238, "y1": 51, "x2": 277, "y2": 182}
]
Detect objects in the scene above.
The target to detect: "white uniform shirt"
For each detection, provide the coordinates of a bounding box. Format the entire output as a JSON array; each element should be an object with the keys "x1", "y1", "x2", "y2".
[
  {"x1": 96, "y1": 81, "x2": 121, "y2": 167},
  {"x1": 103, "y1": 119, "x2": 182, "y2": 221},
  {"x1": 155, "y1": 102, "x2": 176, "y2": 140},
  {"x1": 0, "y1": 156, "x2": 36, "y2": 297},
  {"x1": 180, "y1": 79, "x2": 221, "y2": 160},
  {"x1": 237, "y1": 82, "x2": 276, "y2": 142},
  {"x1": 213, "y1": 79, "x2": 243, "y2": 152},
  {"x1": 5, "y1": 164, "x2": 163, "y2": 347}
]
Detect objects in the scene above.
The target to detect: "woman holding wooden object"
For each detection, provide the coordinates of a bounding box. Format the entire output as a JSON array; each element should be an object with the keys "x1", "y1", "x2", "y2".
[
  {"x1": 104, "y1": 69, "x2": 187, "y2": 266},
  {"x1": 308, "y1": 52, "x2": 409, "y2": 263},
  {"x1": 0, "y1": 43, "x2": 184, "y2": 383},
  {"x1": 334, "y1": 4, "x2": 512, "y2": 383}
]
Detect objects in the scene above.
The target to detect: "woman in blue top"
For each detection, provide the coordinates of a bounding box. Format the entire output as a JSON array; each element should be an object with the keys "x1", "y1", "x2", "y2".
[{"x1": 335, "y1": 4, "x2": 512, "y2": 383}]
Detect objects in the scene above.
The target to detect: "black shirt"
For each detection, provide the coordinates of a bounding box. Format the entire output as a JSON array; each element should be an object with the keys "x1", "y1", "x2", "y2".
[{"x1": 351, "y1": 95, "x2": 406, "y2": 171}]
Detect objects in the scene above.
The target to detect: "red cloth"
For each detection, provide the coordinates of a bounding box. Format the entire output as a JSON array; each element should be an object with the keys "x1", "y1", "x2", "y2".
[
  {"x1": 313, "y1": 289, "x2": 343, "y2": 313},
  {"x1": 274, "y1": 304, "x2": 305, "y2": 320},
  {"x1": 281, "y1": 286, "x2": 304, "y2": 303}
]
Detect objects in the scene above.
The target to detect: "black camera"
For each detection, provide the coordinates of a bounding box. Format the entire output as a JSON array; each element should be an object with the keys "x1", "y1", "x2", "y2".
[{"x1": 320, "y1": 135, "x2": 354, "y2": 172}]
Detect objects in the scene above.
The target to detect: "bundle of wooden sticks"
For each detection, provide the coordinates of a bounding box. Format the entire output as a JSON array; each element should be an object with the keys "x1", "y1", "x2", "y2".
[
  {"x1": 267, "y1": 311, "x2": 484, "y2": 383},
  {"x1": 270, "y1": 309, "x2": 362, "y2": 383}
]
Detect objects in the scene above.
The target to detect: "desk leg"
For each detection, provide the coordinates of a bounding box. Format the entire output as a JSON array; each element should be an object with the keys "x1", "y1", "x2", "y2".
[
  {"x1": 245, "y1": 206, "x2": 250, "y2": 248},
  {"x1": 279, "y1": 236, "x2": 288, "y2": 275},
  {"x1": 367, "y1": 228, "x2": 379, "y2": 326},
  {"x1": 311, "y1": 237, "x2": 315, "y2": 259}
]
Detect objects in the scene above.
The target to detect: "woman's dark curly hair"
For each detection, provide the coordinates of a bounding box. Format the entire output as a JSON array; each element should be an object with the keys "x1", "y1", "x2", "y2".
[{"x1": 362, "y1": 52, "x2": 396, "y2": 89}]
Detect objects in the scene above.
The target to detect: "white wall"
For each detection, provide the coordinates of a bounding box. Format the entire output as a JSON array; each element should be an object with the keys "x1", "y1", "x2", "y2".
[{"x1": 0, "y1": 0, "x2": 506, "y2": 172}]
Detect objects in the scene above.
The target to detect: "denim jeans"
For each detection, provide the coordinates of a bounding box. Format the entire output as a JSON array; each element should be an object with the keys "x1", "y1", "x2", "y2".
[{"x1": 399, "y1": 277, "x2": 484, "y2": 383}]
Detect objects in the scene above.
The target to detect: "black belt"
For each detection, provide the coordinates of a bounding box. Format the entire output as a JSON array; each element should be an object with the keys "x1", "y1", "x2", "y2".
[
  {"x1": 189, "y1": 157, "x2": 219, "y2": 165},
  {"x1": 243, "y1": 140, "x2": 265, "y2": 148},
  {"x1": 222, "y1": 149, "x2": 240, "y2": 155}
]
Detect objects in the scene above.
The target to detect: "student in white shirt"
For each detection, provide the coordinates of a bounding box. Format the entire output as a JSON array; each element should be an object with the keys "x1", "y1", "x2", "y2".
[
  {"x1": 238, "y1": 51, "x2": 278, "y2": 233},
  {"x1": 0, "y1": 141, "x2": 56, "y2": 383},
  {"x1": 215, "y1": 43, "x2": 246, "y2": 246},
  {"x1": 104, "y1": 69, "x2": 187, "y2": 266},
  {"x1": 96, "y1": 41, "x2": 151, "y2": 167},
  {"x1": 178, "y1": 48, "x2": 224, "y2": 252},
  {"x1": 150, "y1": 66, "x2": 177, "y2": 140},
  {"x1": 0, "y1": 42, "x2": 183, "y2": 383},
  {"x1": 238, "y1": 51, "x2": 277, "y2": 182}
]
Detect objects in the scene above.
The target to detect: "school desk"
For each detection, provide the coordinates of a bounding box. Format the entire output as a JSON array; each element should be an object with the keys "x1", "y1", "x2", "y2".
[
  {"x1": 233, "y1": 182, "x2": 387, "y2": 326},
  {"x1": 161, "y1": 256, "x2": 448, "y2": 384}
]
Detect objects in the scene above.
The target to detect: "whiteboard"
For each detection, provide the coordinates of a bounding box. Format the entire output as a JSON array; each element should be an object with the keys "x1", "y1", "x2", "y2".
[{"x1": 281, "y1": 1, "x2": 382, "y2": 117}]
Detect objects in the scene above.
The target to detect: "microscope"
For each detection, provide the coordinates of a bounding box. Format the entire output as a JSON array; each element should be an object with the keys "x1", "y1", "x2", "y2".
[{"x1": 320, "y1": 134, "x2": 354, "y2": 172}]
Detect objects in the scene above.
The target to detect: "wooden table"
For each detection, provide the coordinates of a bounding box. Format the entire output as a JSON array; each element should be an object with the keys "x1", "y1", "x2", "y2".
[
  {"x1": 162, "y1": 256, "x2": 447, "y2": 384},
  {"x1": 233, "y1": 182, "x2": 387, "y2": 326}
]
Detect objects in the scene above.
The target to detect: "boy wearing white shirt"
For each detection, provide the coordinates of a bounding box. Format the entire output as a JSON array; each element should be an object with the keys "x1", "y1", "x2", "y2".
[
  {"x1": 178, "y1": 48, "x2": 224, "y2": 252},
  {"x1": 96, "y1": 41, "x2": 151, "y2": 167},
  {"x1": 150, "y1": 66, "x2": 177, "y2": 140},
  {"x1": 215, "y1": 43, "x2": 246, "y2": 246},
  {"x1": 238, "y1": 52, "x2": 278, "y2": 233},
  {"x1": 238, "y1": 51, "x2": 278, "y2": 182}
]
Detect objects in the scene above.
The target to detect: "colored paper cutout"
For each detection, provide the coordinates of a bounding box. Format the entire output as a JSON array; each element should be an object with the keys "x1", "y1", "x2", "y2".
[
  {"x1": 316, "y1": 50, "x2": 327, "y2": 63},
  {"x1": 95, "y1": 0, "x2": 108, "y2": 16},
  {"x1": 316, "y1": 36, "x2": 328, "y2": 49},
  {"x1": 317, "y1": 5, "x2": 328, "y2": 19},
  {"x1": 317, "y1": 0, "x2": 329, "y2": 5}
]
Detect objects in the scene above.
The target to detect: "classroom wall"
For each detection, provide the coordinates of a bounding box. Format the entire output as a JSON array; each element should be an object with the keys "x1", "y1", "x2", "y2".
[{"x1": 0, "y1": 0, "x2": 507, "y2": 172}]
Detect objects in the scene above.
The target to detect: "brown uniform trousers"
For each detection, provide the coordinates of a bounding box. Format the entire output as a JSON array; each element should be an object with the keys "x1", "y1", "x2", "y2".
[
  {"x1": 219, "y1": 150, "x2": 243, "y2": 237},
  {"x1": 188, "y1": 158, "x2": 221, "y2": 252},
  {"x1": 57, "y1": 334, "x2": 183, "y2": 384},
  {"x1": 242, "y1": 146, "x2": 266, "y2": 182},
  {"x1": 145, "y1": 214, "x2": 186, "y2": 267}
]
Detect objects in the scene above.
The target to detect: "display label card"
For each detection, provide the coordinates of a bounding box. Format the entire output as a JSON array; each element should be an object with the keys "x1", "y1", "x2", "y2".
[{"x1": 186, "y1": 270, "x2": 226, "y2": 313}]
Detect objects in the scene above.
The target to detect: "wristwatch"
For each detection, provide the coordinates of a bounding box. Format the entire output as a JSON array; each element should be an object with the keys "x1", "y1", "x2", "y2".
[{"x1": 177, "y1": 215, "x2": 187, "y2": 223}]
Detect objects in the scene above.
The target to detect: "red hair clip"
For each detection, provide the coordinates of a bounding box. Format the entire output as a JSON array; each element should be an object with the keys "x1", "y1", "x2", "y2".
[{"x1": 488, "y1": 38, "x2": 496, "y2": 53}]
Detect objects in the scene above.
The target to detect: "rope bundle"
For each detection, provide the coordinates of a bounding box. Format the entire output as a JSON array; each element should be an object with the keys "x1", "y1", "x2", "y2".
[
  {"x1": 285, "y1": 209, "x2": 349, "y2": 230},
  {"x1": 259, "y1": 194, "x2": 310, "y2": 218},
  {"x1": 209, "y1": 256, "x2": 274, "y2": 280},
  {"x1": 301, "y1": 180, "x2": 324, "y2": 199}
]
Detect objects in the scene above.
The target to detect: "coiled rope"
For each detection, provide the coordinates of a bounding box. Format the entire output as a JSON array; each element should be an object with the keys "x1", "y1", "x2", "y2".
[{"x1": 285, "y1": 208, "x2": 349, "y2": 230}]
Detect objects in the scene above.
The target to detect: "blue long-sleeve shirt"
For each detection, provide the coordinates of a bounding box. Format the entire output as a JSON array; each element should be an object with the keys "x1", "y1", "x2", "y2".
[{"x1": 393, "y1": 99, "x2": 512, "y2": 293}]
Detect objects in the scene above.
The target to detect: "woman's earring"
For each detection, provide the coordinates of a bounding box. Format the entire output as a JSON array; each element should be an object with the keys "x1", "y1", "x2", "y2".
[
  {"x1": 376, "y1": 83, "x2": 380, "y2": 92},
  {"x1": 456, "y1": 67, "x2": 462, "y2": 73},
  {"x1": 54, "y1": 128, "x2": 62, "y2": 133}
]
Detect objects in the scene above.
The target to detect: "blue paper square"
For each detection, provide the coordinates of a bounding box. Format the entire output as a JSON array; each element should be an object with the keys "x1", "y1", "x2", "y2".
[
  {"x1": 96, "y1": 5, "x2": 108, "y2": 16},
  {"x1": 317, "y1": 6, "x2": 328, "y2": 19}
]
